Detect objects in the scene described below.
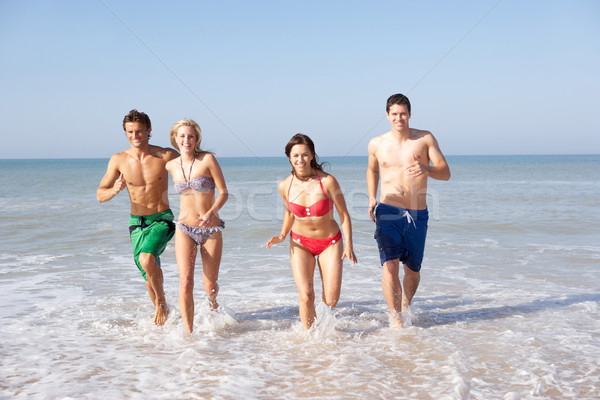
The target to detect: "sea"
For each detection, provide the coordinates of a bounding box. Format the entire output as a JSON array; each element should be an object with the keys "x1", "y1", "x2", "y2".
[{"x1": 0, "y1": 154, "x2": 599, "y2": 400}]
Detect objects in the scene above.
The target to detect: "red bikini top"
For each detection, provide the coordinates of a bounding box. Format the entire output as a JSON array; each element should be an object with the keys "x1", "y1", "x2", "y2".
[{"x1": 287, "y1": 174, "x2": 334, "y2": 218}]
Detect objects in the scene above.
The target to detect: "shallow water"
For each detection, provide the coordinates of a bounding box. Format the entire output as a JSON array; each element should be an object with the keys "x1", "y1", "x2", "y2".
[{"x1": 0, "y1": 155, "x2": 599, "y2": 399}]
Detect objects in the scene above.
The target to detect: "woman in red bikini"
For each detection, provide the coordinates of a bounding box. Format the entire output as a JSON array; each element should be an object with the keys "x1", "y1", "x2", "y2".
[{"x1": 267, "y1": 134, "x2": 357, "y2": 329}]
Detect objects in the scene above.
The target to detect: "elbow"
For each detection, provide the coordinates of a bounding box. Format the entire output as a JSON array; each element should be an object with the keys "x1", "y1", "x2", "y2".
[{"x1": 442, "y1": 169, "x2": 451, "y2": 181}]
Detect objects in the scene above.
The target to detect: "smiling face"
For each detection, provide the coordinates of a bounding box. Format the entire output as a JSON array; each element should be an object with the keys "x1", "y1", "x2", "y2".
[
  {"x1": 124, "y1": 121, "x2": 151, "y2": 148},
  {"x1": 169, "y1": 119, "x2": 202, "y2": 154},
  {"x1": 176, "y1": 125, "x2": 198, "y2": 155},
  {"x1": 386, "y1": 104, "x2": 411, "y2": 132},
  {"x1": 289, "y1": 144, "x2": 314, "y2": 176}
]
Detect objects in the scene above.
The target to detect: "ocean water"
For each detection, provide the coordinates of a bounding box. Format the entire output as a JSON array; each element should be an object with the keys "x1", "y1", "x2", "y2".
[{"x1": 0, "y1": 154, "x2": 599, "y2": 399}]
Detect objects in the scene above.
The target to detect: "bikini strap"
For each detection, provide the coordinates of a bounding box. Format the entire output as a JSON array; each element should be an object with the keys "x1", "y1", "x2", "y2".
[
  {"x1": 180, "y1": 156, "x2": 195, "y2": 183},
  {"x1": 287, "y1": 174, "x2": 294, "y2": 198},
  {"x1": 316, "y1": 173, "x2": 327, "y2": 198},
  {"x1": 288, "y1": 173, "x2": 327, "y2": 199}
]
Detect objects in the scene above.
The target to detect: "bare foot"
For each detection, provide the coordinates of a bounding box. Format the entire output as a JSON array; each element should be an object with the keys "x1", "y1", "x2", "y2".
[
  {"x1": 390, "y1": 312, "x2": 404, "y2": 328},
  {"x1": 153, "y1": 303, "x2": 168, "y2": 325},
  {"x1": 401, "y1": 302, "x2": 411, "y2": 313},
  {"x1": 209, "y1": 297, "x2": 219, "y2": 311}
]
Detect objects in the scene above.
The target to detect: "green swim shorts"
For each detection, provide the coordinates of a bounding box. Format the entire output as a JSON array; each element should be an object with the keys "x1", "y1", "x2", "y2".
[{"x1": 128, "y1": 209, "x2": 175, "y2": 281}]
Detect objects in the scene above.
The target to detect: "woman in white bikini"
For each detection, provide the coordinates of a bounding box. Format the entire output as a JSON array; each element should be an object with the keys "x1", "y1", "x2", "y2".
[{"x1": 166, "y1": 119, "x2": 228, "y2": 334}]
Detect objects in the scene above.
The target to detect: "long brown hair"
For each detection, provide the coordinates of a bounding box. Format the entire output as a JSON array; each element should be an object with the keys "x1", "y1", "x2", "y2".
[{"x1": 284, "y1": 133, "x2": 325, "y2": 175}]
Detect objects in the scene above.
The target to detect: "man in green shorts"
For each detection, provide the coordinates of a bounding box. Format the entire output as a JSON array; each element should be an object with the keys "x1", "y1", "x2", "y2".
[{"x1": 97, "y1": 109, "x2": 178, "y2": 325}]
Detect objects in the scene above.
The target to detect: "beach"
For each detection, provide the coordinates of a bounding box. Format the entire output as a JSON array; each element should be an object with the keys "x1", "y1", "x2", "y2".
[{"x1": 1, "y1": 154, "x2": 599, "y2": 399}]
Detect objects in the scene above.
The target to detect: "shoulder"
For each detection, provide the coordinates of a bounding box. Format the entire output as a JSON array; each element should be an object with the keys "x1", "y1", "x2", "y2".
[
  {"x1": 108, "y1": 150, "x2": 128, "y2": 166},
  {"x1": 199, "y1": 152, "x2": 221, "y2": 168},
  {"x1": 411, "y1": 128, "x2": 434, "y2": 142},
  {"x1": 319, "y1": 171, "x2": 340, "y2": 190},
  {"x1": 150, "y1": 145, "x2": 179, "y2": 161},
  {"x1": 199, "y1": 152, "x2": 217, "y2": 162},
  {"x1": 166, "y1": 155, "x2": 181, "y2": 169},
  {"x1": 280, "y1": 174, "x2": 293, "y2": 185},
  {"x1": 368, "y1": 133, "x2": 388, "y2": 151},
  {"x1": 278, "y1": 174, "x2": 293, "y2": 190}
]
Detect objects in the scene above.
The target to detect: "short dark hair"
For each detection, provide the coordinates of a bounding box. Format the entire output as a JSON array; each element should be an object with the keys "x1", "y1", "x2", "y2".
[
  {"x1": 284, "y1": 133, "x2": 325, "y2": 174},
  {"x1": 386, "y1": 93, "x2": 411, "y2": 114},
  {"x1": 122, "y1": 109, "x2": 152, "y2": 138}
]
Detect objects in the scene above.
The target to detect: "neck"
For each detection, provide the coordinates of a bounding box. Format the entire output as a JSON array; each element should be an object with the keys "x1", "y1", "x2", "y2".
[
  {"x1": 295, "y1": 169, "x2": 316, "y2": 181},
  {"x1": 391, "y1": 126, "x2": 410, "y2": 138},
  {"x1": 129, "y1": 144, "x2": 150, "y2": 158},
  {"x1": 180, "y1": 152, "x2": 196, "y2": 163}
]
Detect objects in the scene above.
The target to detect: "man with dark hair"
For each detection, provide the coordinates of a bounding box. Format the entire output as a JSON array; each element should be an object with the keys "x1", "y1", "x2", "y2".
[
  {"x1": 367, "y1": 94, "x2": 450, "y2": 327},
  {"x1": 97, "y1": 109, "x2": 178, "y2": 325}
]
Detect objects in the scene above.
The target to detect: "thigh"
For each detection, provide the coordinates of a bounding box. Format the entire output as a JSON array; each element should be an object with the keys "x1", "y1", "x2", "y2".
[
  {"x1": 175, "y1": 228, "x2": 197, "y2": 277},
  {"x1": 290, "y1": 239, "x2": 317, "y2": 292},
  {"x1": 200, "y1": 230, "x2": 223, "y2": 282},
  {"x1": 316, "y1": 240, "x2": 343, "y2": 292}
]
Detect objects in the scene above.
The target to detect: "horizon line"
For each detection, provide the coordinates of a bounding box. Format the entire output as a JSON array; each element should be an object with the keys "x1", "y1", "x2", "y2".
[{"x1": 1, "y1": 153, "x2": 599, "y2": 161}]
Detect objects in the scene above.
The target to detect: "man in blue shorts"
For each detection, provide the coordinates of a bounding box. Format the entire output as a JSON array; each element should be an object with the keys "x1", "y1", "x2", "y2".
[{"x1": 367, "y1": 94, "x2": 451, "y2": 327}]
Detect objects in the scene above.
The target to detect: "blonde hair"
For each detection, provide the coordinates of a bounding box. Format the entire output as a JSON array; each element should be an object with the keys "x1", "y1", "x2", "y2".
[{"x1": 169, "y1": 119, "x2": 202, "y2": 153}]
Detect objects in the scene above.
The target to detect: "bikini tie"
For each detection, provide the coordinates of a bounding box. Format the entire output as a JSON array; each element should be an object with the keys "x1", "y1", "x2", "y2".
[{"x1": 403, "y1": 210, "x2": 416, "y2": 228}]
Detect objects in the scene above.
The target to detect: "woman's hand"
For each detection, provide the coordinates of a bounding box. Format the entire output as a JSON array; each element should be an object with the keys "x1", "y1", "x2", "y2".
[
  {"x1": 197, "y1": 211, "x2": 215, "y2": 227},
  {"x1": 342, "y1": 246, "x2": 357, "y2": 265},
  {"x1": 267, "y1": 234, "x2": 286, "y2": 249}
]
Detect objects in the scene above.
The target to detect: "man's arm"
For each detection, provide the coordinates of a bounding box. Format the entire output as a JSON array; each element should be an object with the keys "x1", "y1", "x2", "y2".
[
  {"x1": 405, "y1": 133, "x2": 451, "y2": 181},
  {"x1": 366, "y1": 139, "x2": 380, "y2": 222},
  {"x1": 425, "y1": 134, "x2": 450, "y2": 181},
  {"x1": 96, "y1": 155, "x2": 126, "y2": 202},
  {"x1": 164, "y1": 147, "x2": 180, "y2": 162}
]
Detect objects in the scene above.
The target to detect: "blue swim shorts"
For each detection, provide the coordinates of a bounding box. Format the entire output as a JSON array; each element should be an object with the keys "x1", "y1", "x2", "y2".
[{"x1": 374, "y1": 203, "x2": 428, "y2": 272}]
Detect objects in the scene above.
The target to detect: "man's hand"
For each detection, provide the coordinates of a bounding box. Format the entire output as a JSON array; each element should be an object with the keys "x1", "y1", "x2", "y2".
[
  {"x1": 368, "y1": 198, "x2": 378, "y2": 222},
  {"x1": 113, "y1": 173, "x2": 127, "y2": 195},
  {"x1": 406, "y1": 154, "x2": 428, "y2": 177}
]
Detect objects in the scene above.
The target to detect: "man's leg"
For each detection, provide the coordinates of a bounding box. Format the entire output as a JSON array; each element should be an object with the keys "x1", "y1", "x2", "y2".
[
  {"x1": 139, "y1": 252, "x2": 168, "y2": 325},
  {"x1": 402, "y1": 264, "x2": 420, "y2": 312},
  {"x1": 382, "y1": 259, "x2": 403, "y2": 327}
]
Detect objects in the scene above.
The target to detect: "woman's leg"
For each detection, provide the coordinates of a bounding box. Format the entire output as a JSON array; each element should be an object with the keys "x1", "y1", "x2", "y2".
[
  {"x1": 290, "y1": 239, "x2": 317, "y2": 329},
  {"x1": 175, "y1": 228, "x2": 197, "y2": 333},
  {"x1": 199, "y1": 230, "x2": 223, "y2": 310},
  {"x1": 315, "y1": 240, "x2": 343, "y2": 308}
]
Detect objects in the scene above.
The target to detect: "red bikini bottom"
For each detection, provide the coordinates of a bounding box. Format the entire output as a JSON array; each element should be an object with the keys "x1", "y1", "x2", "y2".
[{"x1": 290, "y1": 230, "x2": 342, "y2": 256}]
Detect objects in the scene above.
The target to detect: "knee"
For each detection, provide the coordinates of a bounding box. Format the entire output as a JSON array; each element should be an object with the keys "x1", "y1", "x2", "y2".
[
  {"x1": 323, "y1": 296, "x2": 338, "y2": 308},
  {"x1": 404, "y1": 267, "x2": 420, "y2": 280},
  {"x1": 382, "y1": 269, "x2": 399, "y2": 284},
  {"x1": 203, "y1": 280, "x2": 219, "y2": 298},
  {"x1": 180, "y1": 274, "x2": 194, "y2": 294},
  {"x1": 322, "y1": 287, "x2": 340, "y2": 308},
  {"x1": 138, "y1": 253, "x2": 156, "y2": 270},
  {"x1": 298, "y1": 288, "x2": 315, "y2": 306}
]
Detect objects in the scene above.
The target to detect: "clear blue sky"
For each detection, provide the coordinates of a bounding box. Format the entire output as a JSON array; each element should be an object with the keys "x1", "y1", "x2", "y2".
[{"x1": 1, "y1": 0, "x2": 599, "y2": 158}]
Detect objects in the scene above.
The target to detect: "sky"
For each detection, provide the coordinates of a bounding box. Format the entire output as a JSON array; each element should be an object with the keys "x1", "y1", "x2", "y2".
[{"x1": 1, "y1": 0, "x2": 599, "y2": 159}]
